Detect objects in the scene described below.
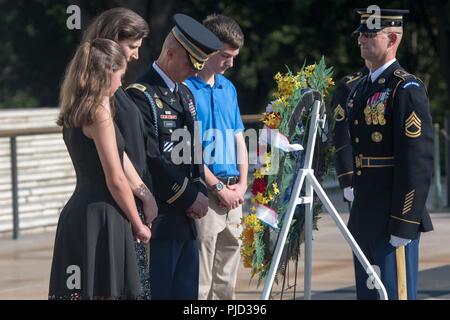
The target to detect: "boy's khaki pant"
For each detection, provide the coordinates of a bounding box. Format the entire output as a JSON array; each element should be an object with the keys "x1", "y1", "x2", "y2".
[{"x1": 195, "y1": 191, "x2": 243, "y2": 300}]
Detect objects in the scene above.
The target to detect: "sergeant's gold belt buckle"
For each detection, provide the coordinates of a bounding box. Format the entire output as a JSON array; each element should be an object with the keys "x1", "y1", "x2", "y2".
[{"x1": 355, "y1": 154, "x2": 395, "y2": 169}]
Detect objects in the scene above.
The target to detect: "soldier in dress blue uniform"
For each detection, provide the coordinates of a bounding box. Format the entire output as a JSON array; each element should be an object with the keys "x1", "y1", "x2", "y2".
[
  {"x1": 126, "y1": 14, "x2": 223, "y2": 299},
  {"x1": 331, "y1": 66, "x2": 368, "y2": 205},
  {"x1": 347, "y1": 8, "x2": 434, "y2": 300}
]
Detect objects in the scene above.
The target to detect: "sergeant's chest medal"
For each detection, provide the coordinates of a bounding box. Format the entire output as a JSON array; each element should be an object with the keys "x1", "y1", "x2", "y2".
[{"x1": 363, "y1": 88, "x2": 391, "y2": 126}]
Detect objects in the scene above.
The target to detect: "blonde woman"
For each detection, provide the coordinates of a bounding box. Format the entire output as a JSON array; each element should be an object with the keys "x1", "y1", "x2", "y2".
[{"x1": 49, "y1": 39, "x2": 153, "y2": 299}]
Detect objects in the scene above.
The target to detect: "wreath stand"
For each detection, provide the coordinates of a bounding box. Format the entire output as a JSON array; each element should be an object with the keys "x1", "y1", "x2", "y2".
[{"x1": 260, "y1": 97, "x2": 388, "y2": 300}]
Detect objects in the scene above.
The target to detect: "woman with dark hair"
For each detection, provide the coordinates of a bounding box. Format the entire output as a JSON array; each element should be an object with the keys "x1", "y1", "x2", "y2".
[
  {"x1": 49, "y1": 38, "x2": 152, "y2": 299},
  {"x1": 83, "y1": 8, "x2": 155, "y2": 299}
]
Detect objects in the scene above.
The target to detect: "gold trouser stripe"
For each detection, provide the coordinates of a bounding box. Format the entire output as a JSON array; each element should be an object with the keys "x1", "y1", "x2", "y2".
[
  {"x1": 167, "y1": 178, "x2": 188, "y2": 204},
  {"x1": 396, "y1": 246, "x2": 408, "y2": 300}
]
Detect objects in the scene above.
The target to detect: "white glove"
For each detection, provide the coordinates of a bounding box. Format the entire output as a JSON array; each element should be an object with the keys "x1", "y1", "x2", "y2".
[
  {"x1": 390, "y1": 235, "x2": 412, "y2": 247},
  {"x1": 343, "y1": 187, "x2": 354, "y2": 202}
]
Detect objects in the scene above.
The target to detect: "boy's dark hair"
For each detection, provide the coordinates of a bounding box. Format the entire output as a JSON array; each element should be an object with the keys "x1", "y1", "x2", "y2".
[{"x1": 203, "y1": 14, "x2": 244, "y2": 49}]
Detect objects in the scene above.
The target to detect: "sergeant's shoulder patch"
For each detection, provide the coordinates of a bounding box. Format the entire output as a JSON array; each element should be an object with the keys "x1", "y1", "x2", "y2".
[
  {"x1": 405, "y1": 111, "x2": 421, "y2": 138},
  {"x1": 393, "y1": 69, "x2": 427, "y2": 98},
  {"x1": 126, "y1": 83, "x2": 147, "y2": 92},
  {"x1": 402, "y1": 81, "x2": 421, "y2": 89},
  {"x1": 334, "y1": 104, "x2": 345, "y2": 122}
]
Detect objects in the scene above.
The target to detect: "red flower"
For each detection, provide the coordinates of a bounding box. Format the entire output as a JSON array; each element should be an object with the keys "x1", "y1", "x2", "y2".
[{"x1": 252, "y1": 178, "x2": 268, "y2": 195}]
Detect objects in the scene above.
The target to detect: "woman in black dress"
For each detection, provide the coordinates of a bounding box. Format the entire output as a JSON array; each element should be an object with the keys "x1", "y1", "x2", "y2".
[
  {"x1": 49, "y1": 38, "x2": 154, "y2": 299},
  {"x1": 83, "y1": 9, "x2": 155, "y2": 299}
]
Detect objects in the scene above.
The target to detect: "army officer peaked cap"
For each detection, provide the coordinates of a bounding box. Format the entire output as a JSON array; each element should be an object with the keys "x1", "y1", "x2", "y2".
[
  {"x1": 171, "y1": 13, "x2": 223, "y2": 71},
  {"x1": 354, "y1": 8, "x2": 410, "y2": 33}
]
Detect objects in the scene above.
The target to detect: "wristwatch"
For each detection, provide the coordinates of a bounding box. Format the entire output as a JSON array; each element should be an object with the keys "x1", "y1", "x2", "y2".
[{"x1": 213, "y1": 180, "x2": 224, "y2": 193}]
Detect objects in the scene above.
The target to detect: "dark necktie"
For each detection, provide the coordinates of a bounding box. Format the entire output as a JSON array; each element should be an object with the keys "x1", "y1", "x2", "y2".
[{"x1": 362, "y1": 75, "x2": 372, "y2": 94}]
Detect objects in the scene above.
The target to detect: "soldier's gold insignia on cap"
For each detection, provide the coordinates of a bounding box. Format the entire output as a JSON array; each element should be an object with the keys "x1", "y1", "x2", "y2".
[
  {"x1": 155, "y1": 98, "x2": 163, "y2": 109},
  {"x1": 378, "y1": 78, "x2": 386, "y2": 84},
  {"x1": 126, "y1": 83, "x2": 147, "y2": 92},
  {"x1": 371, "y1": 131, "x2": 383, "y2": 143},
  {"x1": 405, "y1": 111, "x2": 421, "y2": 138},
  {"x1": 334, "y1": 104, "x2": 345, "y2": 122}
]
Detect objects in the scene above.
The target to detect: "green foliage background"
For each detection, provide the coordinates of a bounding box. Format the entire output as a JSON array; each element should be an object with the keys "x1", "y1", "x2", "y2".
[{"x1": 0, "y1": 0, "x2": 448, "y2": 126}]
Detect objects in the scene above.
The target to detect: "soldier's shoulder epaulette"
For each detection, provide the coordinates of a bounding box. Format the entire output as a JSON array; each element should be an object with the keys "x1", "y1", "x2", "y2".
[
  {"x1": 393, "y1": 69, "x2": 415, "y2": 81},
  {"x1": 393, "y1": 69, "x2": 427, "y2": 97},
  {"x1": 126, "y1": 83, "x2": 147, "y2": 92},
  {"x1": 393, "y1": 68, "x2": 426, "y2": 84},
  {"x1": 343, "y1": 71, "x2": 363, "y2": 85}
]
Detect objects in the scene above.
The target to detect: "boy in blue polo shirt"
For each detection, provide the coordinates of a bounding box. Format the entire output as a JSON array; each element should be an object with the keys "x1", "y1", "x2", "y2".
[{"x1": 185, "y1": 14, "x2": 247, "y2": 300}]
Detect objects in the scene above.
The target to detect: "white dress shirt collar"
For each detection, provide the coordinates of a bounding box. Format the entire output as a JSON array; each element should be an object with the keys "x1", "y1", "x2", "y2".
[{"x1": 369, "y1": 58, "x2": 396, "y2": 83}]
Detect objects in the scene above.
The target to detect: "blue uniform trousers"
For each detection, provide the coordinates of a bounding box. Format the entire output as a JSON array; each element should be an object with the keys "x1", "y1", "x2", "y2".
[
  {"x1": 149, "y1": 239, "x2": 199, "y2": 300},
  {"x1": 353, "y1": 236, "x2": 419, "y2": 300}
]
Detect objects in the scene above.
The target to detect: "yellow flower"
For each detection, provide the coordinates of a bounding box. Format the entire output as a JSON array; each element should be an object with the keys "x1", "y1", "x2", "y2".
[
  {"x1": 305, "y1": 64, "x2": 315, "y2": 74},
  {"x1": 254, "y1": 192, "x2": 269, "y2": 205},
  {"x1": 243, "y1": 213, "x2": 259, "y2": 226},
  {"x1": 263, "y1": 152, "x2": 272, "y2": 165},
  {"x1": 272, "y1": 182, "x2": 280, "y2": 195},
  {"x1": 273, "y1": 72, "x2": 300, "y2": 103},
  {"x1": 261, "y1": 112, "x2": 281, "y2": 129},
  {"x1": 326, "y1": 77, "x2": 335, "y2": 87},
  {"x1": 250, "y1": 206, "x2": 256, "y2": 213},
  {"x1": 253, "y1": 169, "x2": 264, "y2": 179}
]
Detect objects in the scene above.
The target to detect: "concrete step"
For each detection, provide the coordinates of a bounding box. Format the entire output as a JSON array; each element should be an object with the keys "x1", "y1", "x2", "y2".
[
  {"x1": 0, "y1": 200, "x2": 67, "y2": 220},
  {"x1": 0, "y1": 177, "x2": 76, "y2": 192},
  {"x1": 0, "y1": 156, "x2": 71, "y2": 171}
]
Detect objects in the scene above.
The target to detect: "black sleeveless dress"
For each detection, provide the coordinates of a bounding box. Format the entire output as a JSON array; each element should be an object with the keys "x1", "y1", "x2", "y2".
[{"x1": 48, "y1": 125, "x2": 141, "y2": 299}]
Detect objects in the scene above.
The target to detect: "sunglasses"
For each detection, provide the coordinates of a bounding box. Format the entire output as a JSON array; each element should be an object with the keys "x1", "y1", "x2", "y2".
[{"x1": 357, "y1": 32, "x2": 380, "y2": 39}]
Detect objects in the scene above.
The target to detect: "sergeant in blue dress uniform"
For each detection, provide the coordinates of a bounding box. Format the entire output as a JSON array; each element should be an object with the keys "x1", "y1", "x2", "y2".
[
  {"x1": 126, "y1": 14, "x2": 223, "y2": 299},
  {"x1": 347, "y1": 8, "x2": 434, "y2": 300}
]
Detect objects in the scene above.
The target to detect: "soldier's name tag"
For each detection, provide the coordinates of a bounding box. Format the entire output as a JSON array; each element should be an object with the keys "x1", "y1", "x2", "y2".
[
  {"x1": 160, "y1": 115, "x2": 177, "y2": 120},
  {"x1": 163, "y1": 120, "x2": 177, "y2": 128}
]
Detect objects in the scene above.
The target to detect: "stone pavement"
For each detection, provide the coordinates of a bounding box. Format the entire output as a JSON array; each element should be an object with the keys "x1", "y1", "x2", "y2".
[{"x1": 1, "y1": 212, "x2": 449, "y2": 300}]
